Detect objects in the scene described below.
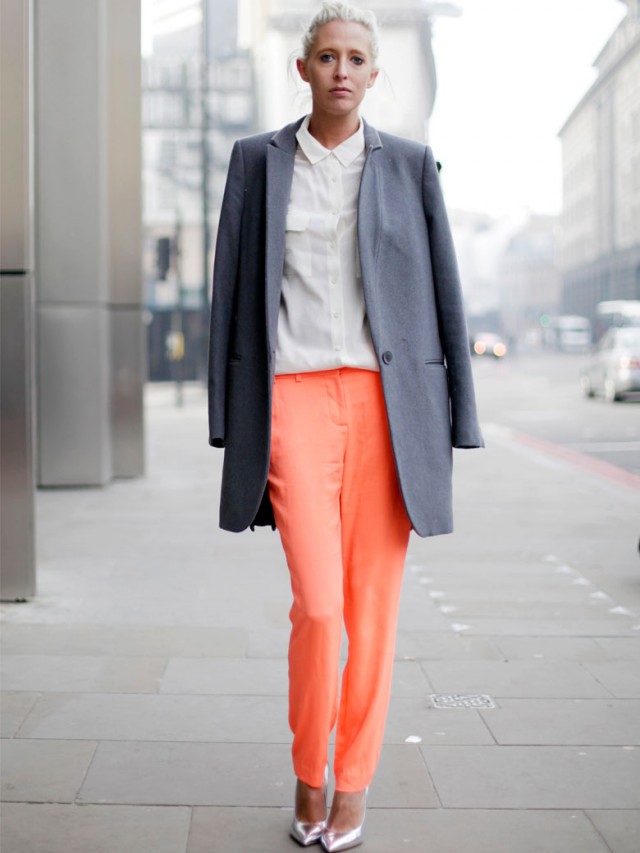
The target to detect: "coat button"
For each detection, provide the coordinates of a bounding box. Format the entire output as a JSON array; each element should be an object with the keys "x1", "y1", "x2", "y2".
[{"x1": 381, "y1": 350, "x2": 393, "y2": 364}]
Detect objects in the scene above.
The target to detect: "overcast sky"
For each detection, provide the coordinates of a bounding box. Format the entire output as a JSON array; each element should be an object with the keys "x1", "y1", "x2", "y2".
[{"x1": 427, "y1": 0, "x2": 627, "y2": 217}]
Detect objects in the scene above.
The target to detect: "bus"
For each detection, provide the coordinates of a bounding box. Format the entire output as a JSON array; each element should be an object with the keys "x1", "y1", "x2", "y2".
[{"x1": 595, "y1": 300, "x2": 640, "y2": 341}]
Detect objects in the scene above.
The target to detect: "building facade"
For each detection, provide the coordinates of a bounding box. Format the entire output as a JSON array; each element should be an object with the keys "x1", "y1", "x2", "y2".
[
  {"x1": 243, "y1": 0, "x2": 455, "y2": 139},
  {"x1": 449, "y1": 209, "x2": 560, "y2": 348},
  {"x1": 143, "y1": 0, "x2": 257, "y2": 380},
  {"x1": 559, "y1": 0, "x2": 640, "y2": 324}
]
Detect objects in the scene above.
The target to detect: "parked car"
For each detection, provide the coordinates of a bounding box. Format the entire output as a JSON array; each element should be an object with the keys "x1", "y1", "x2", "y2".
[
  {"x1": 580, "y1": 327, "x2": 640, "y2": 402},
  {"x1": 470, "y1": 332, "x2": 508, "y2": 359}
]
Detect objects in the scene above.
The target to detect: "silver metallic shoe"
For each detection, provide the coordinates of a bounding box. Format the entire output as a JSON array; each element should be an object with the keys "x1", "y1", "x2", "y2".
[
  {"x1": 290, "y1": 766, "x2": 329, "y2": 847},
  {"x1": 320, "y1": 787, "x2": 368, "y2": 852}
]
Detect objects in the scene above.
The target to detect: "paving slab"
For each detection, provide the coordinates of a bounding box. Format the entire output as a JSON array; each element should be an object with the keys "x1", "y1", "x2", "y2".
[
  {"x1": 368, "y1": 745, "x2": 439, "y2": 807},
  {"x1": 6, "y1": 562, "x2": 285, "y2": 629},
  {"x1": 586, "y1": 809, "x2": 640, "y2": 853},
  {"x1": 406, "y1": 555, "x2": 574, "y2": 576},
  {"x1": 429, "y1": 598, "x2": 630, "y2": 620},
  {"x1": 77, "y1": 741, "x2": 437, "y2": 810},
  {"x1": 594, "y1": 638, "x2": 640, "y2": 660},
  {"x1": 1, "y1": 739, "x2": 97, "y2": 802},
  {"x1": 0, "y1": 623, "x2": 247, "y2": 657},
  {"x1": 395, "y1": 583, "x2": 451, "y2": 631},
  {"x1": 363, "y1": 808, "x2": 610, "y2": 853},
  {"x1": 187, "y1": 805, "x2": 614, "y2": 853},
  {"x1": 246, "y1": 628, "x2": 290, "y2": 658},
  {"x1": 389, "y1": 660, "x2": 432, "y2": 697},
  {"x1": 15, "y1": 692, "x2": 290, "y2": 742},
  {"x1": 411, "y1": 564, "x2": 626, "y2": 595},
  {"x1": 0, "y1": 803, "x2": 191, "y2": 853},
  {"x1": 494, "y1": 636, "x2": 611, "y2": 662},
  {"x1": 384, "y1": 697, "x2": 494, "y2": 745},
  {"x1": 159, "y1": 657, "x2": 288, "y2": 695},
  {"x1": 187, "y1": 806, "x2": 296, "y2": 853},
  {"x1": 421, "y1": 745, "x2": 640, "y2": 808},
  {"x1": 439, "y1": 617, "x2": 639, "y2": 637},
  {"x1": 0, "y1": 654, "x2": 167, "y2": 693},
  {"x1": 78, "y1": 741, "x2": 293, "y2": 806},
  {"x1": 0, "y1": 691, "x2": 40, "y2": 737},
  {"x1": 479, "y1": 698, "x2": 640, "y2": 745},
  {"x1": 421, "y1": 660, "x2": 611, "y2": 698},
  {"x1": 417, "y1": 561, "x2": 626, "y2": 586},
  {"x1": 157, "y1": 657, "x2": 433, "y2": 699},
  {"x1": 395, "y1": 632, "x2": 505, "y2": 661},
  {"x1": 408, "y1": 563, "x2": 589, "y2": 585},
  {"x1": 261, "y1": 597, "x2": 291, "y2": 629},
  {"x1": 582, "y1": 661, "x2": 640, "y2": 698}
]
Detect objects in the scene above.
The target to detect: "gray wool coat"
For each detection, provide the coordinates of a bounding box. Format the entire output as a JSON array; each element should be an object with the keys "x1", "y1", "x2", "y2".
[{"x1": 208, "y1": 117, "x2": 484, "y2": 537}]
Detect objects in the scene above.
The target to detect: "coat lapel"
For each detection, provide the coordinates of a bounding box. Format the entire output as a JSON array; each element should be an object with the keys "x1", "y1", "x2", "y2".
[
  {"x1": 265, "y1": 121, "x2": 300, "y2": 365},
  {"x1": 358, "y1": 121, "x2": 383, "y2": 342}
]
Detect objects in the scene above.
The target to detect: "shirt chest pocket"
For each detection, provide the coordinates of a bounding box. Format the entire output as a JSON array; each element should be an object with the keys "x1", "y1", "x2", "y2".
[{"x1": 284, "y1": 210, "x2": 312, "y2": 278}]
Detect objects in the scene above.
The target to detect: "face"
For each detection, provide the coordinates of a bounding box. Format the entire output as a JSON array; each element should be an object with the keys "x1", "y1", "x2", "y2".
[{"x1": 297, "y1": 20, "x2": 378, "y2": 120}]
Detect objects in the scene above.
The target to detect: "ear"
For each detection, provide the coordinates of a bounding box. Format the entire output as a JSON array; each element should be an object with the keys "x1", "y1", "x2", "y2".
[
  {"x1": 367, "y1": 69, "x2": 379, "y2": 89},
  {"x1": 296, "y1": 57, "x2": 310, "y2": 84}
]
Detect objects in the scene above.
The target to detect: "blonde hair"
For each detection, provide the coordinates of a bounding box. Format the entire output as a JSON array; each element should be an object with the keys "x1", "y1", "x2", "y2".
[{"x1": 301, "y1": 2, "x2": 380, "y2": 68}]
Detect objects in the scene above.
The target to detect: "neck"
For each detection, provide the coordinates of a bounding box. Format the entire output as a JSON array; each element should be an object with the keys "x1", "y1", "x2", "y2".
[{"x1": 307, "y1": 112, "x2": 360, "y2": 150}]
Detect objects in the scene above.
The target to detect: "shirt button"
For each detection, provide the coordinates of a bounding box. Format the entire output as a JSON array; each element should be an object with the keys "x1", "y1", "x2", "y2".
[{"x1": 381, "y1": 351, "x2": 393, "y2": 364}]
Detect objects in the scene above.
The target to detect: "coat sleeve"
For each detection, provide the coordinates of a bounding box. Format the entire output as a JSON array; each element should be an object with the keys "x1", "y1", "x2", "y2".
[
  {"x1": 422, "y1": 147, "x2": 484, "y2": 449},
  {"x1": 208, "y1": 140, "x2": 246, "y2": 447}
]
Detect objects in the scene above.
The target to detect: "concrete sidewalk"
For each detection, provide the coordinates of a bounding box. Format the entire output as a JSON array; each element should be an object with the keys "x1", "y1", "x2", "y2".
[{"x1": 1, "y1": 382, "x2": 639, "y2": 853}]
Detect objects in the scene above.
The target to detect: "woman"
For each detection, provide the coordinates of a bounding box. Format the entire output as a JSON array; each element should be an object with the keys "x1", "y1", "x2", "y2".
[{"x1": 208, "y1": 3, "x2": 483, "y2": 849}]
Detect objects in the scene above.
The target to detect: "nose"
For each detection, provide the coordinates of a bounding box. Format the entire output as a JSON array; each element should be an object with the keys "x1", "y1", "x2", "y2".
[{"x1": 334, "y1": 58, "x2": 348, "y2": 79}]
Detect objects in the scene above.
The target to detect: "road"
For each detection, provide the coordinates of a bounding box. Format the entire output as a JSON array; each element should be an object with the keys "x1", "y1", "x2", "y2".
[{"x1": 471, "y1": 348, "x2": 640, "y2": 478}]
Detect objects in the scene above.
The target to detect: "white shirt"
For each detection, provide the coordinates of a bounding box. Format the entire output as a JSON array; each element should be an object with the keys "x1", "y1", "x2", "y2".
[{"x1": 275, "y1": 115, "x2": 379, "y2": 375}]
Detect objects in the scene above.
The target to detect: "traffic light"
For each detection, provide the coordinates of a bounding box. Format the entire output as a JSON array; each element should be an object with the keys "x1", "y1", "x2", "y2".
[{"x1": 156, "y1": 236, "x2": 171, "y2": 280}]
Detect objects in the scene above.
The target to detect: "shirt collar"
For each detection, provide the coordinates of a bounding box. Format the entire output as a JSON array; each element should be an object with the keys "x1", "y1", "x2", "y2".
[{"x1": 296, "y1": 114, "x2": 365, "y2": 167}]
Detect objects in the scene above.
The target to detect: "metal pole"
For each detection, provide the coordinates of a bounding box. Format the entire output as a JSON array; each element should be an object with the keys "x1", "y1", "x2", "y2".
[
  {"x1": 174, "y1": 211, "x2": 184, "y2": 407},
  {"x1": 199, "y1": 0, "x2": 211, "y2": 382}
]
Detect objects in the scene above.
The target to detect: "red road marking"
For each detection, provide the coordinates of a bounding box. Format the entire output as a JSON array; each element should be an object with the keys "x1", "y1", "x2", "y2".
[{"x1": 508, "y1": 430, "x2": 640, "y2": 492}]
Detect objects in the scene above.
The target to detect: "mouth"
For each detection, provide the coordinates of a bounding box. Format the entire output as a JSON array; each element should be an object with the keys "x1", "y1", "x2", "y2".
[{"x1": 330, "y1": 87, "x2": 351, "y2": 95}]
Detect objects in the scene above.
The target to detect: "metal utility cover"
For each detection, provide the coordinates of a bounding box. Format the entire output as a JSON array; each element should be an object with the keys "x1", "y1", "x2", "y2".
[{"x1": 430, "y1": 693, "x2": 496, "y2": 709}]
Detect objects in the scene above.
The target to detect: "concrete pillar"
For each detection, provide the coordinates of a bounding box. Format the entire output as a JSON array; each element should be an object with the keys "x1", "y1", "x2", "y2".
[
  {"x1": 107, "y1": 0, "x2": 145, "y2": 478},
  {"x1": 34, "y1": 0, "x2": 144, "y2": 486},
  {"x1": 0, "y1": 0, "x2": 36, "y2": 598}
]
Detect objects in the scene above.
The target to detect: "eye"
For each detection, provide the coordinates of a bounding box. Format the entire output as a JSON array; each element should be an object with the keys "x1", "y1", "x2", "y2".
[
  {"x1": 351, "y1": 55, "x2": 365, "y2": 66},
  {"x1": 319, "y1": 53, "x2": 334, "y2": 63}
]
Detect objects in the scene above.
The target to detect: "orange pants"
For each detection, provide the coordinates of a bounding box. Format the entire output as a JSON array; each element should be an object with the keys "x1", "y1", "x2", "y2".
[{"x1": 268, "y1": 368, "x2": 411, "y2": 792}]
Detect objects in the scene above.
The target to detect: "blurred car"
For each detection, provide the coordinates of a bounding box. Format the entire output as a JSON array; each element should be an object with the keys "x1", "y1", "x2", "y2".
[
  {"x1": 543, "y1": 315, "x2": 592, "y2": 353},
  {"x1": 580, "y1": 327, "x2": 640, "y2": 402},
  {"x1": 470, "y1": 332, "x2": 508, "y2": 359}
]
